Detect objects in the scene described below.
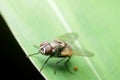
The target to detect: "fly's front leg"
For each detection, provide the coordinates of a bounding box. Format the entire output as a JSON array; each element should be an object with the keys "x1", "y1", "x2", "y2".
[
  {"x1": 64, "y1": 56, "x2": 72, "y2": 74},
  {"x1": 40, "y1": 55, "x2": 51, "y2": 71},
  {"x1": 26, "y1": 44, "x2": 40, "y2": 57},
  {"x1": 26, "y1": 52, "x2": 39, "y2": 57}
]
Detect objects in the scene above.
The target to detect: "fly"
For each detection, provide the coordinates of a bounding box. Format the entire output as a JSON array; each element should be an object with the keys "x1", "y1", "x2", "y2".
[{"x1": 27, "y1": 32, "x2": 94, "y2": 74}]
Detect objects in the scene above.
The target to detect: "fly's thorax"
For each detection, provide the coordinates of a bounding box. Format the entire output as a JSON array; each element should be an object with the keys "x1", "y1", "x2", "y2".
[
  {"x1": 40, "y1": 42, "x2": 53, "y2": 55},
  {"x1": 50, "y1": 39, "x2": 66, "y2": 48},
  {"x1": 50, "y1": 39, "x2": 66, "y2": 53}
]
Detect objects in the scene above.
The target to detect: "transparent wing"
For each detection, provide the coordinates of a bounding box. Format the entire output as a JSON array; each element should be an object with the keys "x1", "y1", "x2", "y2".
[
  {"x1": 56, "y1": 32, "x2": 78, "y2": 45},
  {"x1": 71, "y1": 45, "x2": 94, "y2": 57}
]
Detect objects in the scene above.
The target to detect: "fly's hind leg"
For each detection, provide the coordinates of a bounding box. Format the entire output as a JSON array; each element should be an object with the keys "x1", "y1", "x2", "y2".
[{"x1": 64, "y1": 56, "x2": 72, "y2": 74}]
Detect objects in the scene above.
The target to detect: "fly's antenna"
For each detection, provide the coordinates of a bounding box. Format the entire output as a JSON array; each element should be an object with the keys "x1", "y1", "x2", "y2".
[{"x1": 33, "y1": 44, "x2": 39, "y2": 49}]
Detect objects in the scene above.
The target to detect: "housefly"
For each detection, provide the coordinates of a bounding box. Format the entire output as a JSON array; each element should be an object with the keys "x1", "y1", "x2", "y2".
[{"x1": 27, "y1": 32, "x2": 94, "y2": 74}]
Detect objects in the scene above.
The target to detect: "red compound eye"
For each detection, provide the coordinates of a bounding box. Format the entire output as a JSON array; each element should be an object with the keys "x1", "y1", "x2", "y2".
[{"x1": 40, "y1": 42, "x2": 53, "y2": 55}]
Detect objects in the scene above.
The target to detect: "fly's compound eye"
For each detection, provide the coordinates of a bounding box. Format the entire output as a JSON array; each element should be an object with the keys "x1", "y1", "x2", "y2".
[{"x1": 40, "y1": 42, "x2": 53, "y2": 55}]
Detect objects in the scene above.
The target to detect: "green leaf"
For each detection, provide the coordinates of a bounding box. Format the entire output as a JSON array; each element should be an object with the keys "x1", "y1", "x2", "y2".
[{"x1": 0, "y1": 0, "x2": 120, "y2": 80}]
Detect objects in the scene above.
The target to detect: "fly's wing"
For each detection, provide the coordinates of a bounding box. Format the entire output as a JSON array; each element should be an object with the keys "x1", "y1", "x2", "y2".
[
  {"x1": 56, "y1": 32, "x2": 78, "y2": 45},
  {"x1": 56, "y1": 33, "x2": 94, "y2": 57},
  {"x1": 71, "y1": 45, "x2": 94, "y2": 57}
]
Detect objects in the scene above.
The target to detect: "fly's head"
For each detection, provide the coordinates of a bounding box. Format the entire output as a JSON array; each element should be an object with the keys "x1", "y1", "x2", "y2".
[{"x1": 40, "y1": 42, "x2": 53, "y2": 55}]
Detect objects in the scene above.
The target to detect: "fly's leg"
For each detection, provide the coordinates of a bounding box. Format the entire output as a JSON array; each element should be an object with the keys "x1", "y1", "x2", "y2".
[
  {"x1": 26, "y1": 52, "x2": 39, "y2": 57},
  {"x1": 64, "y1": 57, "x2": 72, "y2": 74},
  {"x1": 26, "y1": 44, "x2": 40, "y2": 57},
  {"x1": 54, "y1": 58, "x2": 66, "y2": 74},
  {"x1": 40, "y1": 56, "x2": 51, "y2": 71}
]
